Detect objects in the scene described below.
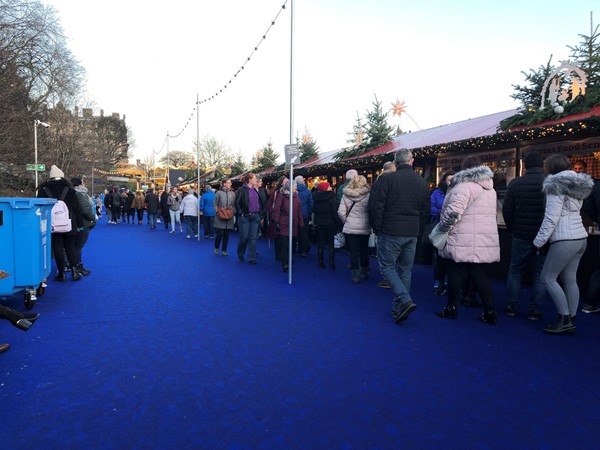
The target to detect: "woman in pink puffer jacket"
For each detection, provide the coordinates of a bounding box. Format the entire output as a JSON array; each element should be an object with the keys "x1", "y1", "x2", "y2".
[{"x1": 435, "y1": 155, "x2": 500, "y2": 324}]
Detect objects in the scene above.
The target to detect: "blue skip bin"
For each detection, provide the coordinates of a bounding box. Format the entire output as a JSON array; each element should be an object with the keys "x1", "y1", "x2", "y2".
[{"x1": 0, "y1": 197, "x2": 56, "y2": 309}]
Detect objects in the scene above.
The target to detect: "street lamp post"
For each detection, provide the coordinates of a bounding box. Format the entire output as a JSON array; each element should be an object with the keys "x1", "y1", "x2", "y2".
[{"x1": 34, "y1": 119, "x2": 49, "y2": 189}]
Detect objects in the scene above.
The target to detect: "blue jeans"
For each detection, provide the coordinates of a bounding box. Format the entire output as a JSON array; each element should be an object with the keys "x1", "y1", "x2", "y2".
[
  {"x1": 237, "y1": 213, "x2": 260, "y2": 261},
  {"x1": 376, "y1": 234, "x2": 417, "y2": 314},
  {"x1": 185, "y1": 215, "x2": 198, "y2": 236},
  {"x1": 148, "y1": 213, "x2": 157, "y2": 229},
  {"x1": 169, "y1": 210, "x2": 181, "y2": 231},
  {"x1": 506, "y1": 237, "x2": 546, "y2": 309},
  {"x1": 203, "y1": 215, "x2": 215, "y2": 237}
]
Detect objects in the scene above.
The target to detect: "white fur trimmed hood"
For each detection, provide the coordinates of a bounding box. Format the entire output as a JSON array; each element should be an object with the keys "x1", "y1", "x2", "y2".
[
  {"x1": 450, "y1": 165, "x2": 494, "y2": 188},
  {"x1": 542, "y1": 170, "x2": 594, "y2": 200}
]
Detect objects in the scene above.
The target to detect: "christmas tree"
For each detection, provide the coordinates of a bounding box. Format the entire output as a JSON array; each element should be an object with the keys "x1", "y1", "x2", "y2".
[
  {"x1": 298, "y1": 128, "x2": 319, "y2": 162},
  {"x1": 252, "y1": 140, "x2": 280, "y2": 171},
  {"x1": 364, "y1": 94, "x2": 394, "y2": 150}
]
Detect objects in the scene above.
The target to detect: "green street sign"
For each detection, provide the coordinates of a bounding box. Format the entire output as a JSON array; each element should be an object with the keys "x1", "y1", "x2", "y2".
[{"x1": 26, "y1": 164, "x2": 45, "y2": 171}]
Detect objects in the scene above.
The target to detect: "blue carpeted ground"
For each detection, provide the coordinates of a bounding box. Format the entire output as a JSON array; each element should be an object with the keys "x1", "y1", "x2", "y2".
[{"x1": 1, "y1": 217, "x2": 599, "y2": 449}]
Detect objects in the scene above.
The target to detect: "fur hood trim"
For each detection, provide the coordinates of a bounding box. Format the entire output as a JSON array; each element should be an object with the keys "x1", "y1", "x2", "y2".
[
  {"x1": 543, "y1": 170, "x2": 594, "y2": 199},
  {"x1": 451, "y1": 165, "x2": 494, "y2": 187},
  {"x1": 343, "y1": 185, "x2": 370, "y2": 199}
]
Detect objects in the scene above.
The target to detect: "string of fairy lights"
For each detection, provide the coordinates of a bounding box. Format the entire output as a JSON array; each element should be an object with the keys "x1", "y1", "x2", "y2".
[
  {"x1": 153, "y1": 1, "x2": 289, "y2": 156},
  {"x1": 266, "y1": 116, "x2": 600, "y2": 179}
]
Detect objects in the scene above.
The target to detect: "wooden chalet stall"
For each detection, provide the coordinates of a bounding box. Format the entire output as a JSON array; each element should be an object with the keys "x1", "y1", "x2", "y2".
[{"x1": 296, "y1": 108, "x2": 600, "y2": 281}]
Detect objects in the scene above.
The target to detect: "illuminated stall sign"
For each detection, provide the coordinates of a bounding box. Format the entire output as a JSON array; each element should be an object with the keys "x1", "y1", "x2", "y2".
[{"x1": 521, "y1": 137, "x2": 600, "y2": 157}]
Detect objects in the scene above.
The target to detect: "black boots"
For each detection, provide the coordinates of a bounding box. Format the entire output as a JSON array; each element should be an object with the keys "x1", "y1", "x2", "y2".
[
  {"x1": 435, "y1": 305, "x2": 458, "y2": 320},
  {"x1": 76, "y1": 263, "x2": 91, "y2": 276},
  {"x1": 544, "y1": 314, "x2": 576, "y2": 335},
  {"x1": 317, "y1": 248, "x2": 325, "y2": 269},
  {"x1": 54, "y1": 271, "x2": 67, "y2": 282},
  {"x1": 55, "y1": 264, "x2": 88, "y2": 281},
  {"x1": 0, "y1": 305, "x2": 39, "y2": 331},
  {"x1": 479, "y1": 309, "x2": 497, "y2": 325},
  {"x1": 71, "y1": 267, "x2": 82, "y2": 281}
]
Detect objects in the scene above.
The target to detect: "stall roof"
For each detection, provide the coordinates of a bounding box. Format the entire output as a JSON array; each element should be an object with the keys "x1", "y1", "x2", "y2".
[
  {"x1": 294, "y1": 149, "x2": 340, "y2": 168},
  {"x1": 350, "y1": 109, "x2": 519, "y2": 159},
  {"x1": 509, "y1": 105, "x2": 600, "y2": 131}
]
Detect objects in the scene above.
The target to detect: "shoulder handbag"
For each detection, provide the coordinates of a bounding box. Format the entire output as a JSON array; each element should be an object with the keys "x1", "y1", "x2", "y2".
[
  {"x1": 429, "y1": 190, "x2": 485, "y2": 250},
  {"x1": 421, "y1": 218, "x2": 437, "y2": 246},
  {"x1": 216, "y1": 192, "x2": 233, "y2": 220}
]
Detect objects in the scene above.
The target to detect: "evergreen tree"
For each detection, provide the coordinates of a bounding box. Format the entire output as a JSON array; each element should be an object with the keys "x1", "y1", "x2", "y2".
[
  {"x1": 298, "y1": 129, "x2": 319, "y2": 162},
  {"x1": 230, "y1": 152, "x2": 246, "y2": 177},
  {"x1": 365, "y1": 94, "x2": 393, "y2": 150},
  {"x1": 568, "y1": 14, "x2": 600, "y2": 90},
  {"x1": 252, "y1": 140, "x2": 280, "y2": 171},
  {"x1": 510, "y1": 56, "x2": 556, "y2": 110},
  {"x1": 346, "y1": 112, "x2": 365, "y2": 147}
]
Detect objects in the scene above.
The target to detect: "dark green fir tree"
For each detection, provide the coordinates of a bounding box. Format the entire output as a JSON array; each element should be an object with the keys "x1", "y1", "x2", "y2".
[
  {"x1": 365, "y1": 94, "x2": 393, "y2": 150},
  {"x1": 346, "y1": 112, "x2": 365, "y2": 147},
  {"x1": 298, "y1": 129, "x2": 319, "y2": 162},
  {"x1": 230, "y1": 152, "x2": 247, "y2": 177},
  {"x1": 253, "y1": 140, "x2": 280, "y2": 171},
  {"x1": 568, "y1": 13, "x2": 600, "y2": 96}
]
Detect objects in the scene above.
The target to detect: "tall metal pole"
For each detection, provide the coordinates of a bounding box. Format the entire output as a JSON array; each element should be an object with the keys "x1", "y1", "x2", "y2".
[
  {"x1": 34, "y1": 120, "x2": 39, "y2": 190},
  {"x1": 197, "y1": 94, "x2": 201, "y2": 242},
  {"x1": 287, "y1": 0, "x2": 295, "y2": 284},
  {"x1": 166, "y1": 131, "x2": 170, "y2": 188}
]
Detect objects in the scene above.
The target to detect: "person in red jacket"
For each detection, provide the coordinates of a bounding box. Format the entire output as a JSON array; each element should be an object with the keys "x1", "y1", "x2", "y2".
[{"x1": 272, "y1": 180, "x2": 304, "y2": 272}]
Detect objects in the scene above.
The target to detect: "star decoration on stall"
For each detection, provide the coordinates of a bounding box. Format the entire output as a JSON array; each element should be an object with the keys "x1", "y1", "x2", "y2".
[{"x1": 391, "y1": 99, "x2": 407, "y2": 117}]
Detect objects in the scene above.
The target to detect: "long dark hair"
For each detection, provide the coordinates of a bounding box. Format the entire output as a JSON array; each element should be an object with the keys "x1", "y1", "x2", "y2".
[
  {"x1": 544, "y1": 154, "x2": 570, "y2": 175},
  {"x1": 462, "y1": 155, "x2": 482, "y2": 170},
  {"x1": 275, "y1": 176, "x2": 287, "y2": 190},
  {"x1": 439, "y1": 170, "x2": 455, "y2": 192}
]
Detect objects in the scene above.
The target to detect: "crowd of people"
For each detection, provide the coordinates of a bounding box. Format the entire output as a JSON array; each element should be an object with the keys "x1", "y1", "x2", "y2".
[{"x1": 3, "y1": 148, "x2": 599, "y2": 352}]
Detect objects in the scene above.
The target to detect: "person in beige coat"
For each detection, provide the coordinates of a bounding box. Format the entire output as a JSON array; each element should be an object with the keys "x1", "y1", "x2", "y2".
[
  {"x1": 338, "y1": 175, "x2": 371, "y2": 283},
  {"x1": 131, "y1": 191, "x2": 146, "y2": 224}
]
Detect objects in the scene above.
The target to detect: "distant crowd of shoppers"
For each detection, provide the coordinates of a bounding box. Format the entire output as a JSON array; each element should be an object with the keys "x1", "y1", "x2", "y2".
[{"x1": 4, "y1": 146, "x2": 597, "y2": 354}]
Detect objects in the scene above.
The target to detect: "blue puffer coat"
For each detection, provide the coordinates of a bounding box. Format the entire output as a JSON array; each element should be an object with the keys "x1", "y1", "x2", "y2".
[
  {"x1": 296, "y1": 183, "x2": 314, "y2": 221},
  {"x1": 200, "y1": 190, "x2": 216, "y2": 217}
]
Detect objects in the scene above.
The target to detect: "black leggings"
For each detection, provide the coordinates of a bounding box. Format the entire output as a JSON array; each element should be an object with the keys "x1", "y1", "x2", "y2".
[
  {"x1": 346, "y1": 233, "x2": 369, "y2": 270},
  {"x1": 215, "y1": 229, "x2": 230, "y2": 251},
  {"x1": 52, "y1": 233, "x2": 79, "y2": 272},
  {"x1": 446, "y1": 259, "x2": 494, "y2": 310}
]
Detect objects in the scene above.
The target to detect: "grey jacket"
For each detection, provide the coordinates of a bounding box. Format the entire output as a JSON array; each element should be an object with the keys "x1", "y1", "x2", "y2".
[{"x1": 214, "y1": 188, "x2": 236, "y2": 230}]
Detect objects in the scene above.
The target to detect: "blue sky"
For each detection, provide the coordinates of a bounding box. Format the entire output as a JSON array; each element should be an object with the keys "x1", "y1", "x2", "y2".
[{"x1": 47, "y1": 0, "x2": 599, "y2": 165}]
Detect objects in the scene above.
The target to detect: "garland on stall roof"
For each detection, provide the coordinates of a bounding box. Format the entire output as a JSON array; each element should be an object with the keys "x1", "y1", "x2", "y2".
[{"x1": 262, "y1": 116, "x2": 600, "y2": 179}]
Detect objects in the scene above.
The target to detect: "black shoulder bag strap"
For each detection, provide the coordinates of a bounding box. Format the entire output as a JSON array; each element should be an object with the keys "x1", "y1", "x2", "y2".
[{"x1": 344, "y1": 199, "x2": 357, "y2": 219}]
